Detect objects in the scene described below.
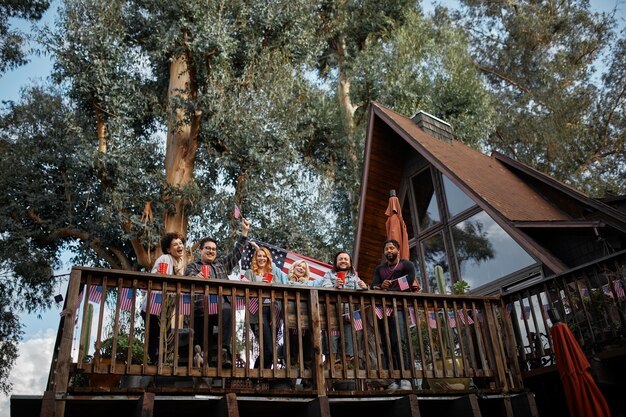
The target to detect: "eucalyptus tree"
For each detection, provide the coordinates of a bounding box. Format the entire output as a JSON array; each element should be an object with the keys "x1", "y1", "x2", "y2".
[
  {"x1": 453, "y1": 0, "x2": 625, "y2": 194},
  {"x1": 0, "y1": 0, "x2": 50, "y2": 74}
]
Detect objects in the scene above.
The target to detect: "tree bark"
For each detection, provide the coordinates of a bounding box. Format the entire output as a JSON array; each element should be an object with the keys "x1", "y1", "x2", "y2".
[{"x1": 163, "y1": 53, "x2": 202, "y2": 237}]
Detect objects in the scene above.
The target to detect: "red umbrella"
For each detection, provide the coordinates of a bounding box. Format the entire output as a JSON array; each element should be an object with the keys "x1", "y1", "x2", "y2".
[
  {"x1": 550, "y1": 322, "x2": 611, "y2": 417},
  {"x1": 385, "y1": 191, "x2": 409, "y2": 260}
]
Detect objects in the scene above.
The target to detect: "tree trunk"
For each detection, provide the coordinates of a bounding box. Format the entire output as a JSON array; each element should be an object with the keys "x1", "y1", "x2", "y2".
[{"x1": 163, "y1": 53, "x2": 201, "y2": 237}]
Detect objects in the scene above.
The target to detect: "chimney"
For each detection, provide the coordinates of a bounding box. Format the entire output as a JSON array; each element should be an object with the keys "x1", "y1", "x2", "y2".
[{"x1": 411, "y1": 110, "x2": 454, "y2": 143}]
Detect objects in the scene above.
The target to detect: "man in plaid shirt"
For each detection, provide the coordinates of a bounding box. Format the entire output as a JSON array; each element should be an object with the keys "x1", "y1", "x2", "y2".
[{"x1": 185, "y1": 217, "x2": 250, "y2": 367}]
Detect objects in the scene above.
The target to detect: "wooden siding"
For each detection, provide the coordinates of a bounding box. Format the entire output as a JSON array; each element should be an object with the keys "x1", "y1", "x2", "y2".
[{"x1": 355, "y1": 117, "x2": 413, "y2": 281}]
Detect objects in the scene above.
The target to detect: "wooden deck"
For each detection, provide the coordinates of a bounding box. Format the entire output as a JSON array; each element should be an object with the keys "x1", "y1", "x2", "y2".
[{"x1": 24, "y1": 265, "x2": 543, "y2": 417}]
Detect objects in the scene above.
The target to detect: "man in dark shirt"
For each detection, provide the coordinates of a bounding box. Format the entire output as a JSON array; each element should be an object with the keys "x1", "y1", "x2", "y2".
[
  {"x1": 185, "y1": 218, "x2": 250, "y2": 367},
  {"x1": 372, "y1": 239, "x2": 416, "y2": 390}
]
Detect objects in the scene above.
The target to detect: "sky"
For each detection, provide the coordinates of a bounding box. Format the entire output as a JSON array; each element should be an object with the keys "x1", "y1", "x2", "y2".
[{"x1": 0, "y1": 1, "x2": 625, "y2": 416}]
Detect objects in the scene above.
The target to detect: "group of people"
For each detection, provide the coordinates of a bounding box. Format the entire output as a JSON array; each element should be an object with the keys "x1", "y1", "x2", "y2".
[{"x1": 141, "y1": 216, "x2": 418, "y2": 390}]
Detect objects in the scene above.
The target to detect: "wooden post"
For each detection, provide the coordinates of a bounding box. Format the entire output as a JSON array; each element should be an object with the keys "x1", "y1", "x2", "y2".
[
  {"x1": 307, "y1": 395, "x2": 331, "y2": 417},
  {"x1": 45, "y1": 268, "x2": 82, "y2": 417},
  {"x1": 134, "y1": 392, "x2": 155, "y2": 417},
  {"x1": 392, "y1": 394, "x2": 421, "y2": 417},
  {"x1": 309, "y1": 290, "x2": 326, "y2": 396},
  {"x1": 216, "y1": 392, "x2": 239, "y2": 417}
]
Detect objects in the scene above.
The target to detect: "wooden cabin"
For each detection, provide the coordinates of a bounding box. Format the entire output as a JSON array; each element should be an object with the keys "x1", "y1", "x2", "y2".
[{"x1": 11, "y1": 102, "x2": 626, "y2": 417}]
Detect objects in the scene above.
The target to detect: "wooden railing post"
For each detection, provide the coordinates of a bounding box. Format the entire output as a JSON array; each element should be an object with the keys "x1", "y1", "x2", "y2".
[
  {"x1": 309, "y1": 289, "x2": 326, "y2": 396},
  {"x1": 42, "y1": 267, "x2": 82, "y2": 417}
]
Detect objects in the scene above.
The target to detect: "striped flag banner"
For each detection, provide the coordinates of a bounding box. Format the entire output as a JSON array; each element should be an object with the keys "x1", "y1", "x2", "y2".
[
  {"x1": 149, "y1": 292, "x2": 162, "y2": 315},
  {"x1": 240, "y1": 239, "x2": 332, "y2": 282},
  {"x1": 353, "y1": 310, "x2": 363, "y2": 331},
  {"x1": 602, "y1": 284, "x2": 614, "y2": 298},
  {"x1": 120, "y1": 288, "x2": 134, "y2": 311},
  {"x1": 614, "y1": 280, "x2": 625, "y2": 298},
  {"x1": 448, "y1": 311, "x2": 457, "y2": 328},
  {"x1": 248, "y1": 298, "x2": 259, "y2": 315},
  {"x1": 207, "y1": 295, "x2": 219, "y2": 315},
  {"x1": 374, "y1": 305, "x2": 394, "y2": 319},
  {"x1": 579, "y1": 287, "x2": 590, "y2": 299},
  {"x1": 428, "y1": 312, "x2": 437, "y2": 328},
  {"x1": 88, "y1": 285, "x2": 102, "y2": 304},
  {"x1": 457, "y1": 310, "x2": 474, "y2": 325},
  {"x1": 235, "y1": 296, "x2": 247, "y2": 310},
  {"x1": 409, "y1": 307, "x2": 416, "y2": 328},
  {"x1": 179, "y1": 294, "x2": 191, "y2": 315}
]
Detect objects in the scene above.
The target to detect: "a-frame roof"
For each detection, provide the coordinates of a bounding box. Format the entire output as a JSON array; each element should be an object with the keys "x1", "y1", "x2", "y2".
[{"x1": 354, "y1": 102, "x2": 626, "y2": 281}]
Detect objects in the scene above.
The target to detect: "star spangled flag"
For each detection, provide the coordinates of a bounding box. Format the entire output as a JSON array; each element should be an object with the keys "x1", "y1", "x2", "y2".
[
  {"x1": 428, "y1": 312, "x2": 437, "y2": 328},
  {"x1": 120, "y1": 288, "x2": 134, "y2": 311},
  {"x1": 234, "y1": 204, "x2": 241, "y2": 219},
  {"x1": 521, "y1": 305, "x2": 531, "y2": 320},
  {"x1": 614, "y1": 281, "x2": 625, "y2": 298},
  {"x1": 447, "y1": 311, "x2": 457, "y2": 328},
  {"x1": 235, "y1": 296, "x2": 246, "y2": 310},
  {"x1": 240, "y1": 239, "x2": 332, "y2": 282},
  {"x1": 88, "y1": 285, "x2": 102, "y2": 303},
  {"x1": 602, "y1": 284, "x2": 614, "y2": 298},
  {"x1": 579, "y1": 287, "x2": 590, "y2": 299},
  {"x1": 457, "y1": 310, "x2": 474, "y2": 325},
  {"x1": 248, "y1": 298, "x2": 259, "y2": 315},
  {"x1": 148, "y1": 292, "x2": 162, "y2": 315},
  {"x1": 207, "y1": 295, "x2": 219, "y2": 315},
  {"x1": 408, "y1": 307, "x2": 416, "y2": 328},
  {"x1": 397, "y1": 275, "x2": 409, "y2": 291},
  {"x1": 179, "y1": 294, "x2": 191, "y2": 315},
  {"x1": 374, "y1": 305, "x2": 394, "y2": 319},
  {"x1": 352, "y1": 310, "x2": 363, "y2": 331}
]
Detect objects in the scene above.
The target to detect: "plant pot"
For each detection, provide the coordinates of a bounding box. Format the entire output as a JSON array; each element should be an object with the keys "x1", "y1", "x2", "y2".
[{"x1": 427, "y1": 357, "x2": 471, "y2": 391}]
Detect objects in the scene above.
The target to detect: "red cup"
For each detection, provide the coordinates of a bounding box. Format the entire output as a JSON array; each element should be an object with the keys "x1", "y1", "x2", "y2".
[
  {"x1": 263, "y1": 273, "x2": 273, "y2": 283},
  {"x1": 336, "y1": 271, "x2": 346, "y2": 284},
  {"x1": 201, "y1": 265, "x2": 210, "y2": 279}
]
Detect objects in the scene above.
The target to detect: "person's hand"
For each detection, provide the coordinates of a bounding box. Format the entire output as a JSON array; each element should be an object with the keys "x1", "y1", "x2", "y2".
[
  {"x1": 334, "y1": 280, "x2": 343, "y2": 289},
  {"x1": 241, "y1": 217, "x2": 250, "y2": 236},
  {"x1": 381, "y1": 279, "x2": 391, "y2": 290},
  {"x1": 357, "y1": 279, "x2": 368, "y2": 289}
]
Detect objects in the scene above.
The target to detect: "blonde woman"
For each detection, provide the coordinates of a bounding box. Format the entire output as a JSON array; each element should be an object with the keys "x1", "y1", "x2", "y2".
[
  {"x1": 286, "y1": 260, "x2": 318, "y2": 368},
  {"x1": 243, "y1": 246, "x2": 288, "y2": 368}
]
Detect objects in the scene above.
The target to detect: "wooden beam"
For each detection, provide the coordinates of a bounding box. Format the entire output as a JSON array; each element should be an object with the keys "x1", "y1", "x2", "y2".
[
  {"x1": 307, "y1": 396, "x2": 331, "y2": 417},
  {"x1": 134, "y1": 392, "x2": 154, "y2": 417},
  {"x1": 216, "y1": 392, "x2": 239, "y2": 417},
  {"x1": 392, "y1": 394, "x2": 421, "y2": 417}
]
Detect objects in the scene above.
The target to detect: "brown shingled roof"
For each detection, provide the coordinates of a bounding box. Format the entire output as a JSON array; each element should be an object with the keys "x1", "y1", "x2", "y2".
[{"x1": 373, "y1": 103, "x2": 571, "y2": 222}]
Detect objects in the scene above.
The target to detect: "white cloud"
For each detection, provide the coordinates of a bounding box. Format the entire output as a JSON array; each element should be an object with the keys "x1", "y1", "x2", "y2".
[{"x1": 0, "y1": 329, "x2": 56, "y2": 417}]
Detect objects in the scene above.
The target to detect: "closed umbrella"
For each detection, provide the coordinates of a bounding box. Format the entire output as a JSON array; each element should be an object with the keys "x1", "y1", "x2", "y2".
[
  {"x1": 550, "y1": 322, "x2": 610, "y2": 417},
  {"x1": 385, "y1": 191, "x2": 409, "y2": 260}
]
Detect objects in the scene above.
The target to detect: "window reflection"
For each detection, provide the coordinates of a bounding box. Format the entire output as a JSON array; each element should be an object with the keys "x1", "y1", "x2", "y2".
[
  {"x1": 451, "y1": 211, "x2": 536, "y2": 290},
  {"x1": 409, "y1": 245, "x2": 423, "y2": 290},
  {"x1": 412, "y1": 169, "x2": 440, "y2": 231},
  {"x1": 422, "y1": 232, "x2": 451, "y2": 294},
  {"x1": 442, "y1": 175, "x2": 476, "y2": 217},
  {"x1": 402, "y1": 195, "x2": 415, "y2": 239}
]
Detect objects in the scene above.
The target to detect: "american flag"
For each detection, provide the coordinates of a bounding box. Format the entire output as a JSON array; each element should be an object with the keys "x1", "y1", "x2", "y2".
[
  {"x1": 120, "y1": 288, "x2": 134, "y2": 311},
  {"x1": 234, "y1": 204, "x2": 241, "y2": 219},
  {"x1": 240, "y1": 240, "x2": 332, "y2": 281},
  {"x1": 248, "y1": 298, "x2": 259, "y2": 315},
  {"x1": 428, "y1": 311, "x2": 437, "y2": 328},
  {"x1": 88, "y1": 285, "x2": 102, "y2": 304},
  {"x1": 457, "y1": 309, "x2": 474, "y2": 325},
  {"x1": 408, "y1": 307, "x2": 416, "y2": 328},
  {"x1": 179, "y1": 294, "x2": 191, "y2": 315},
  {"x1": 397, "y1": 275, "x2": 409, "y2": 291},
  {"x1": 614, "y1": 281, "x2": 625, "y2": 298},
  {"x1": 602, "y1": 284, "x2": 614, "y2": 298},
  {"x1": 207, "y1": 295, "x2": 219, "y2": 315},
  {"x1": 579, "y1": 287, "x2": 590, "y2": 299},
  {"x1": 374, "y1": 305, "x2": 394, "y2": 319},
  {"x1": 521, "y1": 305, "x2": 531, "y2": 320},
  {"x1": 148, "y1": 292, "x2": 162, "y2": 315},
  {"x1": 353, "y1": 310, "x2": 363, "y2": 331},
  {"x1": 447, "y1": 311, "x2": 457, "y2": 328}
]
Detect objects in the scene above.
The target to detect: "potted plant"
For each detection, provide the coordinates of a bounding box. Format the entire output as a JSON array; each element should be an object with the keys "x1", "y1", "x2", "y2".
[{"x1": 89, "y1": 333, "x2": 144, "y2": 388}]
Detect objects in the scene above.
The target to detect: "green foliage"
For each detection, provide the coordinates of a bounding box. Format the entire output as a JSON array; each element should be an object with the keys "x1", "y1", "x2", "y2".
[
  {"x1": 454, "y1": 0, "x2": 625, "y2": 195},
  {"x1": 97, "y1": 333, "x2": 144, "y2": 364},
  {"x1": 0, "y1": 0, "x2": 49, "y2": 74},
  {"x1": 452, "y1": 280, "x2": 470, "y2": 295}
]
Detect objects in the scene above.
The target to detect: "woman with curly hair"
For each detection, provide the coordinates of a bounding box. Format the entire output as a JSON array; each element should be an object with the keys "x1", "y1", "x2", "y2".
[{"x1": 243, "y1": 246, "x2": 288, "y2": 368}]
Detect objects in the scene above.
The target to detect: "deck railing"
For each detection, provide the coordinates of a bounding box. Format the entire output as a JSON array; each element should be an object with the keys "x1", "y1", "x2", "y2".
[
  {"x1": 46, "y1": 266, "x2": 523, "y2": 399},
  {"x1": 501, "y1": 250, "x2": 626, "y2": 374}
]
